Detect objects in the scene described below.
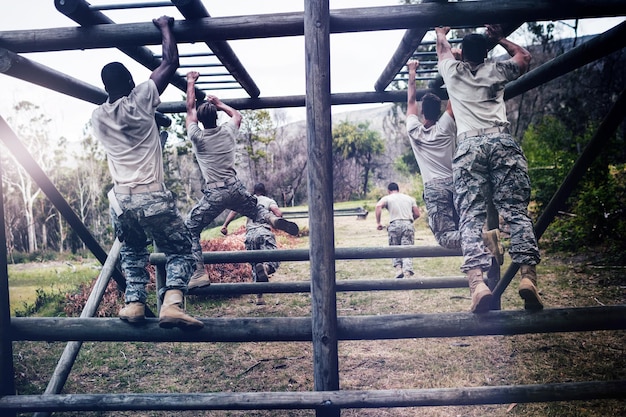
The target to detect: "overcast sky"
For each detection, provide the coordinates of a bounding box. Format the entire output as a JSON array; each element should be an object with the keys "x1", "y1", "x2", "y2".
[{"x1": 0, "y1": 1, "x2": 623, "y2": 142}]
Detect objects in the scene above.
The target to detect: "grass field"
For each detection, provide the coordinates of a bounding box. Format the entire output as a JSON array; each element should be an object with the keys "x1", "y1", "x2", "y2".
[
  {"x1": 7, "y1": 203, "x2": 626, "y2": 416},
  {"x1": 7, "y1": 260, "x2": 102, "y2": 316}
]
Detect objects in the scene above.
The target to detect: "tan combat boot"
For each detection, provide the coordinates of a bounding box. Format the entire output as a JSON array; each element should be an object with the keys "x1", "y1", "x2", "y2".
[
  {"x1": 119, "y1": 301, "x2": 145, "y2": 323},
  {"x1": 467, "y1": 268, "x2": 492, "y2": 313},
  {"x1": 518, "y1": 265, "x2": 544, "y2": 310},
  {"x1": 482, "y1": 229, "x2": 505, "y2": 265},
  {"x1": 159, "y1": 290, "x2": 204, "y2": 329},
  {"x1": 267, "y1": 214, "x2": 299, "y2": 236},
  {"x1": 188, "y1": 263, "x2": 211, "y2": 290}
]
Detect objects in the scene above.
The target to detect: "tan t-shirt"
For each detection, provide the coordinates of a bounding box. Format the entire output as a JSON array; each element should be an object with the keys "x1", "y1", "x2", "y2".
[
  {"x1": 187, "y1": 119, "x2": 239, "y2": 183},
  {"x1": 406, "y1": 112, "x2": 456, "y2": 184},
  {"x1": 378, "y1": 193, "x2": 417, "y2": 222},
  {"x1": 438, "y1": 59, "x2": 520, "y2": 136},
  {"x1": 91, "y1": 80, "x2": 163, "y2": 187}
]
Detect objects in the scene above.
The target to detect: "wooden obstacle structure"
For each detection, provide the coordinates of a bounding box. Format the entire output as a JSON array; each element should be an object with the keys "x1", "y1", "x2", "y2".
[{"x1": 1, "y1": 1, "x2": 626, "y2": 416}]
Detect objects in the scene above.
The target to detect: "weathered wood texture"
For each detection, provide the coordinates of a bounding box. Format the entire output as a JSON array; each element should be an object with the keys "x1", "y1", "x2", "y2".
[
  {"x1": 150, "y1": 245, "x2": 461, "y2": 265},
  {"x1": 10, "y1": 305, "x2": 626, "y2": 343},
  {"x1": 304, "y1": 2, "x2": 341, "y2": 413},
  {"x1": 0, "y1": 149, "x2": 16, "y2": 415},
  {"x1": 2, "y1": 1, "x2": 625, "y2": 52},
  {"x1": 32, "y1": 239, "x2": 123, "y2": 417},
  {"x1": 0, "y1": 118, "x2": 126, "y2": 289},
  {"x1": 54, "y1": 0, "x2": 206, "y2": 101},
  {"x1": 505, "y1": 20, "x2": 626, "y2": 100},
  {"x1": 171, "y1": 0, "x2": 260, "y2": 97},
  {"x1": 185, "y1": 276, "x2": 468, "y2": 296},
  {"x1": 373, "y1": 0, "x2": 448, "y2": 92},
  {"x1": 0, "y1": 48, "x2": 107, "y2": 104},
  {"x1": 1, "y1": 381, "x2": 625, "y2": 412}
]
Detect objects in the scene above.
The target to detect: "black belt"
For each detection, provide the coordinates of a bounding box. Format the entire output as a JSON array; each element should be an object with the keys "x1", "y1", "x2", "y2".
[
  {"x1": 114, "y1": 182, "x2": 164, "y2": 194},
  {"x1": 457, "y1": 126, "x2": 510, "y2": 141},
  {"x1": 390, "y1": 219, "x2": 412, "y2": 223},
  {"x1": 205, "y1": 177, "x2": 238, "y2": 189}
]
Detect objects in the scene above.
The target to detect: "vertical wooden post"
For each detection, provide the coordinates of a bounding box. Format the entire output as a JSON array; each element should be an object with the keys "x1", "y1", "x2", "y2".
[
  {"x1": 304, "y1": 0, "x2": 340, "y2": 416},
  {"x1": 0, "y1": 155, "x2": 17, "y2": 417}
]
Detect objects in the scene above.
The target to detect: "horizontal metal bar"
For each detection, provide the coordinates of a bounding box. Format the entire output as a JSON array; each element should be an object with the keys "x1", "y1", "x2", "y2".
[
  {"x1": 178, "y1": 63, "x2": 224, "y2": 68},
  {"x1": 156, "y1": 52, "x2": 216, "y2": 58},
  {"x1": 194, "y1": 80, "x2": 239, "y2": 85},
  {"x1": 89, "y1": 1, "x2": 174, "y2": 11}
]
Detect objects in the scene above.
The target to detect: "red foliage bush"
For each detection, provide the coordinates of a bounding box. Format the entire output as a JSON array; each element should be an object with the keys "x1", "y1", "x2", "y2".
[
  {"x1": 201, "y1": 229, "x2": 252, "y2": 283},
  {"x1": 64, "y1": 225, "x2": 300, "y2": 316}
]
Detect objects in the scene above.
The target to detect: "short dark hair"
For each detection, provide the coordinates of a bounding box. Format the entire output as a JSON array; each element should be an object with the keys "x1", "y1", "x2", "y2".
[
  {"x1": 462, "y1": 33, "x2": 488, "y2": 64},
  {"x1": 197, "y1": 102, "x2": 218, "y2": 128},
  {"x1": 101, "y1": 62, "x2": 134, "y2": 96},
  {"x1": 421, "y1": 93, "x2": 442, "y2": 121},
  {"x1": 387, "y1": 182, "x2": 399, "y2": 192},
  {"x1": 253, "y1": 183, "x2": 266, "y2": 195}
]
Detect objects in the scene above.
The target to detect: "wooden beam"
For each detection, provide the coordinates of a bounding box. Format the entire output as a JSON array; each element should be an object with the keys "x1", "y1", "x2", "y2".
[
  {"x1": 0, "y1": 155, "x2": 16, "y2": 417},
  {"x1": 33, "y1": 239, "x2": 123, "y2": 417},
  {"x1": 505, "y1": 19, "x2": 626, "y2": 100},
  {"x1": 0, "y1": 118, "x2": 128, "y2": 291},
  {"x1": 1, "y1": 381, "x2": 625, "y2": 412},
  {"x1": 184, "y1": 276, "x2": 468, "y2": 296},
  {"x1": 156, "y1": 89, "x2": 433, "y2": 113},
  {"x1": 53, "y1": 0, "x2": 206, "y2": 101},
  {"x1": 0, "y1": 48, "x2": 107, "y2": 105},
  {"x1": 149, "y1": 245, "x2": 461, "y2": 265},
  {"x1": 1, "y1": 1, "x2": 625, "y2": 52},
  {"x1": 373, "y1": 0, "x2": 448, "y2": 92},
  {"x1": 172, "y1": 0, "x2": 260, "y2": 98},
  {"x1": 9, "y1": 305, "x2": 626, "y2": 342},
  {"x1": 304, "y1": 2, "x2": 341, "y2": 414}
]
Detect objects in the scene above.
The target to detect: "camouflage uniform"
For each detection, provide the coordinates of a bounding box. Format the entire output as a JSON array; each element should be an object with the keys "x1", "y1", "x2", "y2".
[
  {"x1": 423, "y1": 177, "x2": 460, "y2": 249},
  {"x1": 185, "y1": 179, "x2": 270, "y2": 265},
  {"x1": 245, "y1": 224, "x2": 280, "y2": 282},
  {"x1": 111, "y1": 189, "x2": 195, "y2": 303},
  {"x1": 387, "y1": 220, "x2": 415, "y2": 272},
  {"x1": 453, "y1": 132, "x2": 540, "y2": 273}
]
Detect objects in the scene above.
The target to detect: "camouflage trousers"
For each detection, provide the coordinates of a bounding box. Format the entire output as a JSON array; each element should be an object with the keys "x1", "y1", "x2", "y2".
[
  {"x1": 185, "y1": 179, "x2": 269, "y2": 264},
  {"x1": 453, "y1": 132, "x2": 540, "y2": 273},
  {"x1": 111, "y1": 189, "x2": 195, "y2": 303},
  {"x1": 423, "y1": 176, "x2": 460, "y2": 250},
  {"x1": 245, "y1": 225, "x2": 280, "y2": 282},
  {"x1": 387, "y1": 220, "x2": 415, "y2": 272}
]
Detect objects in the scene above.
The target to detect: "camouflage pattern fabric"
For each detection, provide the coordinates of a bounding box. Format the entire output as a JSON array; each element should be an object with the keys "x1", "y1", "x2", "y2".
[
  {"x1": 453, "y1": 132, "x2": 540, "y2": 273},
  {"x1": 185, "y1": 180, "x2": 265, "y2": 264},
  {"x1": 423, "y1": 177, "x2": 460, "y2": 250},
  {"x1": 111, "y1": 190, "x2": 195, "y2": 303},
  {"x1": 387, "y1": 220, "x2": 415, "y2": 273},
  {"x1": 245, "y1": 225, "x2": 280, "y2": 282}
]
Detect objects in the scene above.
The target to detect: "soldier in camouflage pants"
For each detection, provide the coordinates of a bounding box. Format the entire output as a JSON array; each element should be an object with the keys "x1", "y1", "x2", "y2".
[
  {"x1": 111, "y1": 189, "x2": 195, "y2": 304},
  {"x1": 221, "y1": 183, "x2": 284, "y2": 305},
  {"x1": 436, "y1": 24, "x2": 543, "y2": 313},
  {"x1": 245, "y1": 224, "x2": 280, "y2": 282},
  {"x1": 454, "y1": 132, "x2": 540, "y2": 273}
]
